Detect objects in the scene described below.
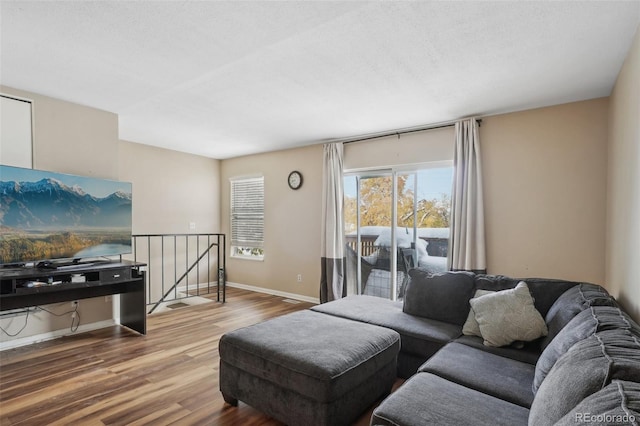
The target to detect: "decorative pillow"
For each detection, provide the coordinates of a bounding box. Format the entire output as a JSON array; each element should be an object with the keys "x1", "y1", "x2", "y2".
[
  {"x1": 462, "y1": 289, "x2": 494, "y2": 337},
  {"x1": 529, "y1": 329, "x2": 640, "y2": 426},
  {"x1": 533, "y1": 306, "x2": 640, "y2": 394},
  {"x1": 469, "y1": 281, "x2": 548, "y2": 347},
  {"x1": 403, "y1": 270, "x2": 476, "y2": 326}
]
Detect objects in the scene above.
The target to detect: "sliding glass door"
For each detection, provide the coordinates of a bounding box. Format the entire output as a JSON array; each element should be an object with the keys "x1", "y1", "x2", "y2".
[{"x1": 344, "y1": 165, "x2": 452, "y2": 300}]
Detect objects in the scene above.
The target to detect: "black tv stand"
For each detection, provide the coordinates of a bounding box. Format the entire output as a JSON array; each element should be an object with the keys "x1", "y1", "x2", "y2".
[{"x1": 0, "y1": 260, "x2": 146, "y2": 335}]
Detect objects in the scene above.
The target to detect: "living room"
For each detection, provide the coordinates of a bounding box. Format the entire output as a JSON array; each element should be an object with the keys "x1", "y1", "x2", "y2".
[{"x1": 1, "y1": 1, "x2": 639, "y2": 425}]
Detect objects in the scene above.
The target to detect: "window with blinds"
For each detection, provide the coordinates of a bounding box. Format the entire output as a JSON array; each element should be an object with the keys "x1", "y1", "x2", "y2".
[{"x1": 230, "y1": 176, "x2": 265, "y2": 259}]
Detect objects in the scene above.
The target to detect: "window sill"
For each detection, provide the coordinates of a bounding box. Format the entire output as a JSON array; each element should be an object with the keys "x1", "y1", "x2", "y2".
[{"x1": 231, "y1": 254, "x2": 264, "y2": 262}]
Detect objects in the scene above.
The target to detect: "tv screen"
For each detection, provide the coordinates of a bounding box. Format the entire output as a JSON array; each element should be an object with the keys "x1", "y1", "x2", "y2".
[{"x1": 0, "y1": 165, "x2": 132, "y2": 265}]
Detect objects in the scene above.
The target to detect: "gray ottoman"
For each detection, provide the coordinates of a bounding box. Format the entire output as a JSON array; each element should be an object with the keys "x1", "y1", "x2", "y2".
[{"x1": 219, "y1": 310, "x2": 400, "y2": 426}]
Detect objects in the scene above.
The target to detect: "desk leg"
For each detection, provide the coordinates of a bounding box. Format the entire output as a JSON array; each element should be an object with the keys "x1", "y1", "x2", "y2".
[{"x1": 120, "y1": 280, "x2": 146, "y2": 335}]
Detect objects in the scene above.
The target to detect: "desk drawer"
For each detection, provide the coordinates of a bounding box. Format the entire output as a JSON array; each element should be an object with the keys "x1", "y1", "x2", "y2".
[{"x1": 99, "y1": 268, "x2": 131, "y2": 283}]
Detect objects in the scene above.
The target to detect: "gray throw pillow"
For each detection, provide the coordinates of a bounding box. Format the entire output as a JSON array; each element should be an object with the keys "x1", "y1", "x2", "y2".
[
  {"x1": 462, "y1": 289, "x2": 494, "y2": 337},
  {"x1": 533, "y1": 306, "x2": 640, "y2": 394},
  {"x1": 529, "y1": 329, "x2": 640, "y2": 426},
  {"x1": 469, "y1": 281, "x2": 548, "y2": 347}
]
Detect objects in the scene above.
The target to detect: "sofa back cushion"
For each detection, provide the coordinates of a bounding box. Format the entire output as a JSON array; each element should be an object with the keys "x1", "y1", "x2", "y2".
[
  {"x1": 473, "y1": 275, "x2": 577, "y2": 318},
  {"x1": 540, "y1": 284, "x2": 617, "y2": 351},
  {"x1": 554, "y1": 380, "x2": 640, "y2": 426},
  {"x1": 528, "y1": 329, "x2": 640, "y2": 426},
  {"x1": 533, "y1": 306, "x2": 640, "y2": 393},
  {"x1": 403, "y1": 270, "x2": 475, "y2": 326}
]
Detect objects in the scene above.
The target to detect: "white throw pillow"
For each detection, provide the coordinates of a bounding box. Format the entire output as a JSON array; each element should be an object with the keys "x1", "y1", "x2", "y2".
[
  {"x1": 469, "y1": 281, "x2": 548, "y2": 347},
  {"x1": 462, "y1": 289, "x2": 494, "y2": 337}
]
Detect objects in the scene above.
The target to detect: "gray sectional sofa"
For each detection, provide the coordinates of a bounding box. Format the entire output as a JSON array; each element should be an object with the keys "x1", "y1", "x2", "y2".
[{"x1": 310, "y1": 270, "x2": 640, "y2": 425}]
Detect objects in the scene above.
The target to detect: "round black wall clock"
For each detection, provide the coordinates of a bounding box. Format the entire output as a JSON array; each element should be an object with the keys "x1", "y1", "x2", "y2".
[{"x1": 288, "y1": 171, "x2": 303, "y2": 190}]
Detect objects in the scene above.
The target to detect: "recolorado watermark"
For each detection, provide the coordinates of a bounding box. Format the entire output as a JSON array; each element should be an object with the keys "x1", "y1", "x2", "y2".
[{"x1": 575, "y1": 412, "x2": 636, "y2": 424}]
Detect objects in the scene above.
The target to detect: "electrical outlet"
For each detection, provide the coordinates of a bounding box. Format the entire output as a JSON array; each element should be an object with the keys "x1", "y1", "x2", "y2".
[
  {"x1": 297, "y1": 274, "x2": 302, "y2": 283},
  {"x1": 71, "y1": 300, "x2": 79, "y2": 308}
]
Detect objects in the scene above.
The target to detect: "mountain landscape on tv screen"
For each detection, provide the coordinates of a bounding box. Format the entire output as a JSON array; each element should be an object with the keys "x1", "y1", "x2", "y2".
[
  {"x1": 0, "y1": 178, "x2": 131, "y2": 228},
  {"x1": 0, "y1": 176, "x2": 132, "y2": 264}
]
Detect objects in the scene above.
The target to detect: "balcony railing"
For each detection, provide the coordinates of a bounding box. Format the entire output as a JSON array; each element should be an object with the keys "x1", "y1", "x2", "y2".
[
  {"x1": 345, "y1": 234, "x2": 448, "y2": 257},
  {"x1": 131, "y1": 234, "x2": 226, "y2": 314}
]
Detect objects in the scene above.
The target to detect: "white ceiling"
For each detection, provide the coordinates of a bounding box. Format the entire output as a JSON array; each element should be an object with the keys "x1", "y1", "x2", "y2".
[{"x1": 1, "y1": 1, "x2": 639, "y2": 160}]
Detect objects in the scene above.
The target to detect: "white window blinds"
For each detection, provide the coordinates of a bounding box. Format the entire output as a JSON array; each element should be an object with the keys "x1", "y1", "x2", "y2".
[{"x1": 230, "y1": 176, "x2": 264, "y2": 248}]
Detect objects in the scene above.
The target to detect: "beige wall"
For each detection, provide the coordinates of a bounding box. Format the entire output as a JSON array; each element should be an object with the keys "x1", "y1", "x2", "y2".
[
  {"x1": 606, "y1": 26, "x2": 640, "y2": 322},
  {"x1": 118, "y1": 140, "x2": 220, "y2": 235},
  {"x1": 0, "y1": 87, "x2": 222, "y2": 345},
  {"x1": 348, "y1": 102, "x2": 609, "y2": 285},
  {"x1": 0, "y1": 86, "x2": 118, "y2": 344},
  {"x1": 481, "y1": 98, "x2": 609, "y2": 284},
  {"x1": 1, "y1": 86, "x2": 119, "y2": 179},
  {"x1": 221, "y1": 101, "x2": 611, "y2": 301},
  {"x1": 220, "y1": 128, "x2": 454, "y2": 302},
  {"x1": 221, "y1": 144, "x2": 323, "y2": 301},
  {"x1": 118, "y1": 141, "x2": 221, "y2": 302}
]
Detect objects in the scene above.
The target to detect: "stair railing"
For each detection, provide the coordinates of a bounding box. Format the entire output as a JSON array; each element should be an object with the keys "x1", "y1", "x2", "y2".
[{"x1": 131, "y1": 234, "x2": 226, "y2": 314}]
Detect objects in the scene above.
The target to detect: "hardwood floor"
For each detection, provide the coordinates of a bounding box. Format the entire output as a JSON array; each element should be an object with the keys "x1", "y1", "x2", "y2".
[{"x1": 0, "y1": 288, "x2": 397, "y2": 425}]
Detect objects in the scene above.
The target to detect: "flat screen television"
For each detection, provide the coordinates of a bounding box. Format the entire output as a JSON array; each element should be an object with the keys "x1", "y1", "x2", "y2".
[{"x1": 0, "y1": 165, "x2": 132, "y2": 266}]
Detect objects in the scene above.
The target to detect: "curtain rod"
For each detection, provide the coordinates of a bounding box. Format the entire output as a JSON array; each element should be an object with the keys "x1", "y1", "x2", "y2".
[{"x1": 341, "y1": 118, "x2": 482, "y2": 145}]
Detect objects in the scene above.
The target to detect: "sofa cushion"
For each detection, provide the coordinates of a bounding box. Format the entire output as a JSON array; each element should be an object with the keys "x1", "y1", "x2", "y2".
[
  {"x1": 312, "y1": 294, "x2": 403, "y2": 323},
  {"x1": 528, "y1": 329, "x2": 640, "y2": 426},
  {"x1": 371, "y1": 372, "x2": 530, "y2": 426},
  {"x1": 462, "y1": 289, "x2": 494, "y2": 337},
  {"x1": 540, "y1": 283, "x2": 617, "y2": 351},
  {"x1": 454, "y1": 335, "x2": 541, "y2": 364},
  {"x1": 555, "y1": 380, "x2": 640, "y2": 426},
  {"x1": 473, "y1": 274, "x2": 577, "y2": 318},
  {"x1": 534, "y1": 306, "x2": 640, "y2": 394},
  {"x1": 311, "y1": 295, "x2": 461, "y2": 358},
  {"x1": 402, "y1": 270, "x2": 476, "y2": 326},
  {"x1": 470, "y1": 281, "x2": 548, "y2": 347},
  {"x1": 419, "y1": 342, "x2": 536, "y2": 408}
]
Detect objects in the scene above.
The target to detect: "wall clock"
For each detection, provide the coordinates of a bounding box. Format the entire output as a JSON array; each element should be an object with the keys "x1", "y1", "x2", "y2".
[{"x1": 288, "y1": 171, "x2": 303, "y2": 190}]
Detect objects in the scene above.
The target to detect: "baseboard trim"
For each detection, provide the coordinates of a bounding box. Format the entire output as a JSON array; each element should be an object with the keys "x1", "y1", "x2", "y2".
[
  {"x1": 0, "y1": 319, "x2": 116, "y2": 351},
  {"x1": 174, "y1": 281, "x2": 319, "y2": 305},
  {"x1": 226, "y1": 282, "x2": 319, "y2": 305}
]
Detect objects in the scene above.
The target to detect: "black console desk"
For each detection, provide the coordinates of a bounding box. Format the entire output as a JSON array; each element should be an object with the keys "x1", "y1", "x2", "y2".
[{"x1": 0, "y1": 260, "x2": 146, "y2": 335}]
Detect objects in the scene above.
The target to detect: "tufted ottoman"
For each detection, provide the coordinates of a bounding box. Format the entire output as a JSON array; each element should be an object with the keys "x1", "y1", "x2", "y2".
[{"x1": 219, "y1": 310, "x2": 400, "y2": 426}]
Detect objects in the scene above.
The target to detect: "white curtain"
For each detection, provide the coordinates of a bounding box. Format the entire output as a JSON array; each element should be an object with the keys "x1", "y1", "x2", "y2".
[
  {"x1": 449, "y1": 118, "x2": 487, "y2": 273},
  {"x1": 320, "y1": 143, "x2": 346, "y2": 302}
]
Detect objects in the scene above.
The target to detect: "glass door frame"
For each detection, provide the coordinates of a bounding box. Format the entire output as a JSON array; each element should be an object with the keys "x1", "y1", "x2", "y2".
[
  {"x1": 345, "y1": 161, "x2": 452, "y2": 300},
  {"x1": 346, "y1": 169, "x2": 410, "y2": 300}
]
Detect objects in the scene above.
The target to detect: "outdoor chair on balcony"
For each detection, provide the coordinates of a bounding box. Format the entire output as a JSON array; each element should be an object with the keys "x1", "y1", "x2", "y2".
[
  {"x1": 345, "y1": 244, "x2": 375, "y2": 295},
  {"x1": 372, "y1": 246, "x2": 415, "y2": 299},
  {"x1": 346, "y1": 243, "x2": 415, "y2": 299},
  {"x1": 398, "y1": 247, "x2": 416, "y2": 298}
]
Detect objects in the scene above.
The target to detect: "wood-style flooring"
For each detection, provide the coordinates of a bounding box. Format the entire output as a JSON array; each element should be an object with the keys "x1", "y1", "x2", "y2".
[{"x1": 0, "y1": 287, "x2": 398, "y2": 425}]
